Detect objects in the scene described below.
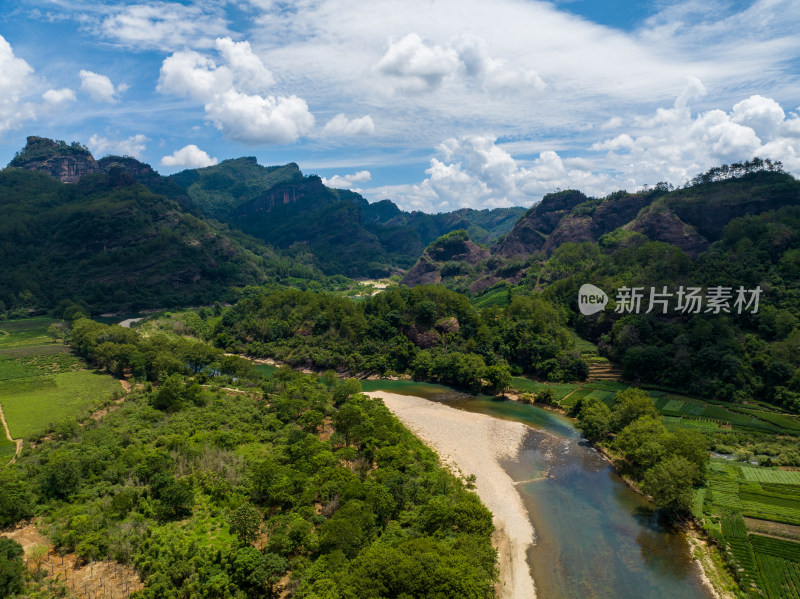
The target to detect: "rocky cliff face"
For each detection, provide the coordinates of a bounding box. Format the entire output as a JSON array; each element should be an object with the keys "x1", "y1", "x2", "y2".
[
  {"x1": 402, "y1": 231, "x2": 490, "y2": 287},
  {"x1": 9, "y1": 136, "x2": 100, "y2": 183},
  {"x1": 98, "y1": 156, "x2": 155, "y2": 178},
  {"x1": 537, "y1": 191, "x2": 654, "y2": 250},
  {"x1": 494, "y1": 190, "x2": 588, "y2": 257},
  {"x1": 627, "y1": 208, "x2": 708, "y2": 257}
]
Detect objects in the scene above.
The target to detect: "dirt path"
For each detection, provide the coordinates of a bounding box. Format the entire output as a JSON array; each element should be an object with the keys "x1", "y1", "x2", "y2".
[
  {"x1": 0, "y1": 400, "x2": 23, "y2": 464},
  {"x1": 88, "y1": 379, "x2": 131, "y2": 421}
]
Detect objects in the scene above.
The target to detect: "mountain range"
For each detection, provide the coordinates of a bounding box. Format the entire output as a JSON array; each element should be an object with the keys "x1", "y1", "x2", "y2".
[{"x1": 3, "y1": 136, "x2": 799, "y2": 317}]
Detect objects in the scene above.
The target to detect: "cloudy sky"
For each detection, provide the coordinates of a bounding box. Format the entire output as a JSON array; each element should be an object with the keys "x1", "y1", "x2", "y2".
[{"x1": 1, "y1": 0, "x2": 799, "y2": 212}]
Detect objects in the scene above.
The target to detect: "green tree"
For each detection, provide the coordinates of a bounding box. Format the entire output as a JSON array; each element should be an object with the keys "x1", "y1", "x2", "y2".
[
  {"x1": 229, "y1": 503, "x2": 262, "y2": 546},
  {"x1": 322, "y1": 370, "x2": 338, "y2": 389},
  {"x1": 39, "y1": 450, "x2": 81, "y2": 499},
  {"x1": 0, "y1": 471, "x2": 33, "y2": 527},
  {"x1": 155, "y1": 477, "x2": 195, "y2": 520},
  {"x1": 150, "y1": 374, "x2": 186, "y2": 411},
  {"x1": 231, "y1": 546, "x2": 287, "y2": 597},
  {"x1": 485, "y1": 362, "x2": 512, "y2": 395},
  {"x1": 331, "y1": 378, "x2": 361, "y2": 407},
  {"x1": 664, "y1": 429, "x2": 709, "y2": 485},
  {"x1": 614, "y1": 416, "x2": 668, "y2": 475},
  {"x1": 641, "y1": 455, "x2": 698, "y2": 512},
  {"x1": 319, "y1": 500, "x2": 375, "y2": 558},
  {"x1": 611, "y1": 388, "x2": 658, "y2": 432},
  {"x1": 535, "y1": 387, "x2": 557, "y2": 406},
  {"x1": 0, "y1": 537, "x2": 24, "y2": 597},
  {"x1": 578, "y1": 400, "x2": 612, "y2": 442}
]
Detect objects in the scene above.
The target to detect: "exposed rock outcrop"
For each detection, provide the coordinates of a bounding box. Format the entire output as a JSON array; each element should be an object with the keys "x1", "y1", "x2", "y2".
[
  {"x1": 543, "y1": 215, "x2": 594, "y2": 252},
  {"x1": 402, "y1": 230, "x2": 490, "y2": 287},
  {"x1": 495, "y1": 190, "x2": 588, "y2": 257},
  {"x1": 627, "y1": 208, "x2": 709, "y2": 257},
  {"x1": 9, "y1": 136, "x2": 100, "y2": 183}
]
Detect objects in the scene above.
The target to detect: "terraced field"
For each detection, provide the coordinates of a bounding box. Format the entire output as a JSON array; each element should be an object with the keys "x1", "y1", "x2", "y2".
[{"x1": 703, "y1": 460, "x2": 800, "y2": 597}]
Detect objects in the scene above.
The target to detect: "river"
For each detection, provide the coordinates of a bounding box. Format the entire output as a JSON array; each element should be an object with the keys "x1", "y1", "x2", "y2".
[{"x1": 358, "y1": 379, "x2": 713, "y2": 599}]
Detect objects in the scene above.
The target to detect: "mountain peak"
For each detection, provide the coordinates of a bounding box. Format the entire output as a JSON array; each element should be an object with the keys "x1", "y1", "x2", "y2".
[{"x1": 8, "y1": 136, "x2": 100, "y2": 183}]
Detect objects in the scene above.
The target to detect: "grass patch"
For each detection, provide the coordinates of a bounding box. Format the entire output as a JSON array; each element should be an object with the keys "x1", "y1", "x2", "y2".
[
  {"x1": 471, "y1": 287, "x2": 511, "y2": 309},
  {"x1": 0, "y1": 439, "x2": 16, "y2": 464},
  {"x1": 509, "y1": 377, "x2": 578, "y2": 400},
  {"x1": 0, "y1": 318, "x2": 122, "y2": 441},
  {"x1": 0, "y1": 317, "x2": 54, "y2": 349},
  {"x1": 568, "y1": 331, "x2": 598, "y2": 355},
  {"x1": 0, "y1": 370, "x2": 122, "y2": 439},
  {"x1": 741, "y1": 467, "x2": 800, "y2": 486}
]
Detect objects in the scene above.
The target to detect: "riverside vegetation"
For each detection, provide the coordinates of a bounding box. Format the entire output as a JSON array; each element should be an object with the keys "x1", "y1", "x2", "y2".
[{"x1": 0, "y1": 317, "x2": 497, "y2": 598}]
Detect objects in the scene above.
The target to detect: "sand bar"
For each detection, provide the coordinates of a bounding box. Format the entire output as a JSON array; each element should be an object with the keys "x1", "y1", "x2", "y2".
[{"x1": 368, "y1": 391, "x2": 536, "y2": 599}]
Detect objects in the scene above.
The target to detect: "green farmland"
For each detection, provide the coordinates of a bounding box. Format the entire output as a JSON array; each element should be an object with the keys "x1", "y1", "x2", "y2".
[
  {"x1": 0, "y1": 317, "x2": 121, "y2": 443},
  {"x1": 701, "y1": 461, "x2": 800, "y2": 597},
  {"x1": 518, "y1": 368, "x2": 800, "y2": 435}
]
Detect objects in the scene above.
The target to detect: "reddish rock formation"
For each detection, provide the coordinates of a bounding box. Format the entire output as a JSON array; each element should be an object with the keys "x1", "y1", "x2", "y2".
[
  {"x1": 494, "y1": 190, "x2": 588, "y2": 257},
  {"x1": 9, "y1": 136, "x2": 100, "y2": 183}
]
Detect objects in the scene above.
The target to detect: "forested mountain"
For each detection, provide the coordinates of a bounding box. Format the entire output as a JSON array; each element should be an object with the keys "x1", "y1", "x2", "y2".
[
  {"x1": 400, "y1": 161, "x2": 800, "y2": 408},
  {"x1": 167, "y1": 157, "x2": 524, "y2": 275},
  {"x1": 3, "y1": 137, "x2": 525, "y2": 296},
  {"x1": 494, "y1": 160, "x2": 795, "y2": 259},
  {"x1": 0, "y1": 164, "x2": 318, "y2": 314}
]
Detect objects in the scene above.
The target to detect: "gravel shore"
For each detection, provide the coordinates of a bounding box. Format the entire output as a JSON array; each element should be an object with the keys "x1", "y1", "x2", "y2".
[{"x1": 368, "y1": 391, "x2": 536, "y2": 599}]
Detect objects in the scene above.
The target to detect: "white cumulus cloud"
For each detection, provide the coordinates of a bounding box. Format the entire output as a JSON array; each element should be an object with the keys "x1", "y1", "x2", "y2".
[
  {"x1": 369, "y1": 80, "x2": 800, "y2": 213},
  {"x1": 0, "y1": 35, "x2": 36, "y2": 136},
  {"x1": 322, "y1": 114, "x2": 375, "y2": 137},
  {"x1": 204, "y1": 90, "x2": 314, "y2": 145},
  {"x1": 591, "y1": 81, "x2": 800, "y2": 184},
  {"x1": 42, "y1": 88, "x2": 76, "y2": 103},
  {"x1": 376, "y1": 32, "x2": 543, "y2": 94},
  {"x1": 322, "y1": 170, "x2": 372, "y2": 189},
  {"x1": 731, "y1": 95, "x2": 785, "y2": 140},
  {"x1": 158, "y1": 37, "x2": 314, "y2": 144},
  {"x1": 377, "y1": 33, "x2": 460, "y2": 93},
  {"x1": 80, "y1": 70, "x2": 127, "y2": 103},
  {"x1": 214, "y1": 37, "x2": 275, "y2": 94},
  {"x1": 161, "y1": 145, "x2": 218, "y2": 168},
  {"x1": 372, "y1": 136, "x2": 609, "y2": 212},
  {"x1": 88, "y1": 134, "x2": 147, "y2": 158}
]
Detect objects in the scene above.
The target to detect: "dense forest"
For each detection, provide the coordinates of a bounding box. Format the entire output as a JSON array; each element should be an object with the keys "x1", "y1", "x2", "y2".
[
  {"x1": 0, "y1": 319, "x2": 497, "y2": 598},
  {"x1": 207, "y1": 284, "x2": 586, "y2": 387},
  {"x1": 0, "y1": 166, "x2": 318, "y2": 315},
  {"x1": 396, "y1": 165, "x2": 800, "y2": 409}
]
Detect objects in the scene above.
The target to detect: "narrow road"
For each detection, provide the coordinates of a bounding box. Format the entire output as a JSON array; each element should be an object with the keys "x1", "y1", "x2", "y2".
[{"x1": 0, "y1": 401, "x2": 22, "y2": 464}]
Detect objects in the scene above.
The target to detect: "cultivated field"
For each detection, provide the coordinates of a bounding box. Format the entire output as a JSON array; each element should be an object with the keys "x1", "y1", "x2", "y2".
[{"x1": 0, "y1": 317, "x2": 121, "y2": 445}]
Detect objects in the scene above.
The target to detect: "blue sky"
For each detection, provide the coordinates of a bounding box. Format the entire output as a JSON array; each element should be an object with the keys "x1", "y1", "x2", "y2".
[{"x1": 1, "y1": 0, "x2": 799, "y2": 213}]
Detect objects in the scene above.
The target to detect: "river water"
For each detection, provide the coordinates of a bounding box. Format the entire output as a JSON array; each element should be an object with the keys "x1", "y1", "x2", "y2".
[{"x1": 359, "y1": 379, "x2": 713, "y2": 599}]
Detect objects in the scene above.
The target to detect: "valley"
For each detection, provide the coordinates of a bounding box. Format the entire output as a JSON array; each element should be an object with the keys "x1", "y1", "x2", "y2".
[{"x1": 1, "y1": 137, "x2": 800, "y2": 599}]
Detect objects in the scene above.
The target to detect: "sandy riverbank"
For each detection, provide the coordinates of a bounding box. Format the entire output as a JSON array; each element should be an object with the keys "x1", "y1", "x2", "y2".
[{"x1": 367, "y1": 391, "x2": 536, "y2": 599}]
